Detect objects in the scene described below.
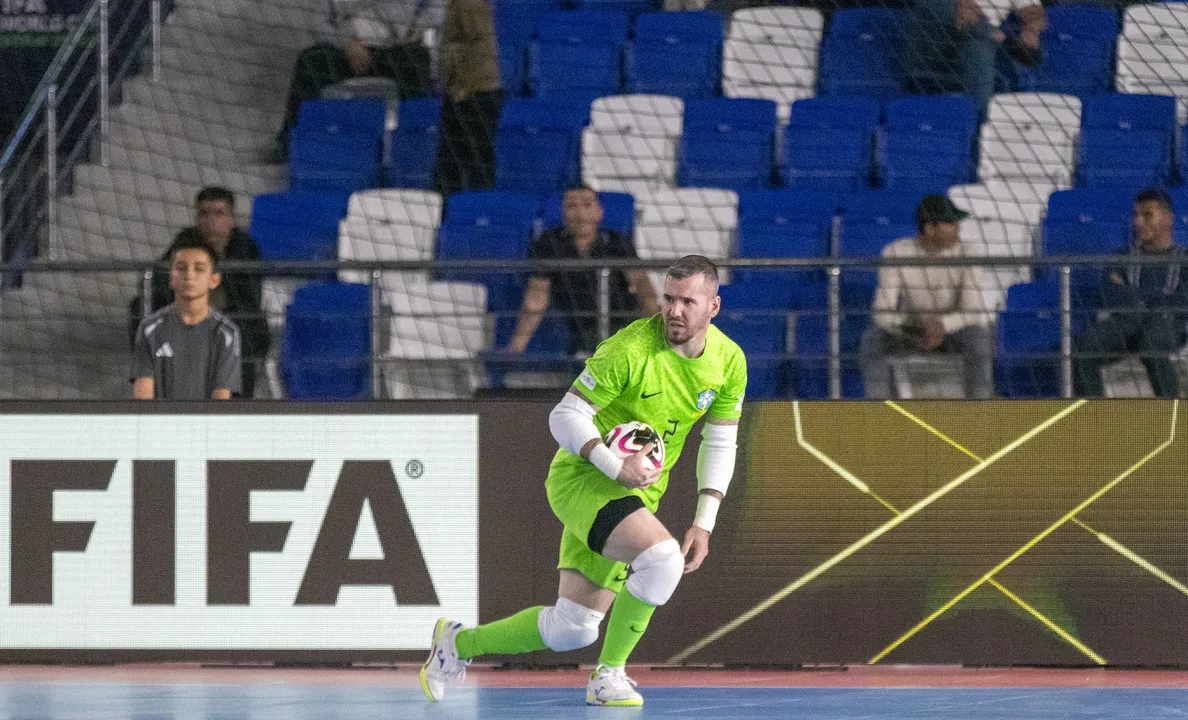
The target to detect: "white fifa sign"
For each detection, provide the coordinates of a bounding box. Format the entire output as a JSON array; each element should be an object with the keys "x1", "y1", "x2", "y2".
[{"x1": 0, "y1": 414, "x2": 479, "y2": 649}]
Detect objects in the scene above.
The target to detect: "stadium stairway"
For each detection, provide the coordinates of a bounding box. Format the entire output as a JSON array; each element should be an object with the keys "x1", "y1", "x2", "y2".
[{"x1": 0, "y1": 0, "x2": 316, "y2": 398}]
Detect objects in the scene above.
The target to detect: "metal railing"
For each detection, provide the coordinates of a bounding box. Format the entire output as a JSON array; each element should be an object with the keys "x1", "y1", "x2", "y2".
[
  {"x1": 0, "y1": 253, "x2": 1178, "y2": 400},
  {"x1": 0, "y1": 0, "x2": 163, "y2": 271}
]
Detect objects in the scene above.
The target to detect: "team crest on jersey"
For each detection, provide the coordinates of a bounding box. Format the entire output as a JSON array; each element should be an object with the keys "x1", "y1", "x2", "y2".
[{"x1": 695, "y1": 389, "x2": 717, "y2": 411}]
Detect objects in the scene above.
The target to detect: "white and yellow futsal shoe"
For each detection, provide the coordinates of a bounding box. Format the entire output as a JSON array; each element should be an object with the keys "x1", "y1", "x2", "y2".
[
  {"x1": 419, "y1": 618, "x2": 470, "y2": 702},
  {"x1": 586, "y1": 664, "x2": 644, "y2": 706}
]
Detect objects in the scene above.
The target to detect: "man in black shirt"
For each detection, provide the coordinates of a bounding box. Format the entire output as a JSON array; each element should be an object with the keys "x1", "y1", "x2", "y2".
[
  {"x1": 506, "y1": 187, "x2": 659, "y2": 355},
  {"x1": 128, "y1": 187, "x2": 270, "y2": 397},
  {"x1": 1073, "y1": 188, "x2": 1188, "y2": 398}
]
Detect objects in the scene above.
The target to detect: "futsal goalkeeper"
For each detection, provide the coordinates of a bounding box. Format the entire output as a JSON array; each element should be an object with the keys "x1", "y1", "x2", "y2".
[{"x1": 420, "y1": 255, "x2": 747, "y2": 706}]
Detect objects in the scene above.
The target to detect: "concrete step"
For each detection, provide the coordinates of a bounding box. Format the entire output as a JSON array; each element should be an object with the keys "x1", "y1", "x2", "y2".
[
  {"x1": 93, "y1": 135, "x2": 287, "y2": 188},
  {"x1": 73, "y1": 164, "x2": 284, "y2": 216},
  {"x1": 104, "y1": 120, "x2": 278, "y2": 175},
  {"x1": 56, "y1": 195, "x2": 187, "y2": 260},
  {"x1": 122, "y1": 75, "x2": 276, "y2": 130},
  {"x1": 124, "y1": 68, "x2": 285, "y2": 110},
  {"x1": 164, "y1": 4, "x2": 314, "y2": 50},
  {"x1": 109, "y1": 100, "x2": 273, "y2": 153},
  {"x1": 155, "y1": 41, "x2": 299, "y2": 91}
]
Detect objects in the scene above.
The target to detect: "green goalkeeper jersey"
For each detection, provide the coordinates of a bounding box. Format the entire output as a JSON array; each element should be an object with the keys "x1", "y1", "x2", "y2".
[{"x1": 550, "y1": 314, "x2": 748, "y2": 503}]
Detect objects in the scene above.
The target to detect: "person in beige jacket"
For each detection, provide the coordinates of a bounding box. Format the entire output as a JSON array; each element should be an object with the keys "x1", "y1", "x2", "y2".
[
  {"x1": 859, "y1": 194, "x2": 996, "y2": 399},
  {"x1": 434, "y1": 0, "x2": 501, "y2": 197}
]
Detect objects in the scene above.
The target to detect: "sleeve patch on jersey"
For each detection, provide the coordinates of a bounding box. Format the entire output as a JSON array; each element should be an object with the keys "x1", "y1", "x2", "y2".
[
  {"x1": 735, "y1": 394, "x2": 744, "y2": 412},
  {"x1": 579, "y1": 368, "x2": 597, "y2": 390}
]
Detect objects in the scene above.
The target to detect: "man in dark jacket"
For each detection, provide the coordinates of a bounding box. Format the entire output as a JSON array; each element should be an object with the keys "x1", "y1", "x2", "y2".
[
  {"x1": 129, "y1": 187, "x2": 270, "y2": 398},
  {"x1": 1073, "y1": 188, "x2": 1188, "y2": 398}
]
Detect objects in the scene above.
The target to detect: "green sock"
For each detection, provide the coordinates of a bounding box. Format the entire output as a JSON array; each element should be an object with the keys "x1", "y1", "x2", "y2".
[
  {"x1": 597, "y1": 588, "x2": 657, "y2": 668},
  {"x1": 454, "y1": 606, "x2": 548, "y2": 660}
]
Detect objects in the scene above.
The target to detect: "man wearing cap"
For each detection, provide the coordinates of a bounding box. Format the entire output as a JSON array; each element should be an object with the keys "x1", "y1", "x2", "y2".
[
  {"x1": 859, "y1": 194, "x2": 996, "y2": 399},
  {"x1": 1073, "y1": 188, "x2": 1188, "y2": 398}
]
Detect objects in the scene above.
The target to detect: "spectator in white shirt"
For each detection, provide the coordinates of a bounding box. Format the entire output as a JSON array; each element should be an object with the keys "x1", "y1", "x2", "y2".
[{"x1": 859, "y1": 194, "x2": 996, "y2": 399}]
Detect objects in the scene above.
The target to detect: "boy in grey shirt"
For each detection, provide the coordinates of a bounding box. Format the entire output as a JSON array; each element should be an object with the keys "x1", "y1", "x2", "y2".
[{"x1": 132, "y1": 236, "x2": 243, "y2": 400}]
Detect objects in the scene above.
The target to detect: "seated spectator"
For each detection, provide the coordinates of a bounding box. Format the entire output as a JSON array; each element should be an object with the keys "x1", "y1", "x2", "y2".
[
  {"x1": 902, "y1": 0, "x2": 1046, "y2": 119},
  {"x1": 128, "y1": 187, "x2": 269, "y2": 398},
  {"x1": 267, "y1": 0, "x2": 441, "y2": 159},
  {"x1": 506, "y1": 187, "x2": 660, "y2": 355},
  {"x1": 1073, "y1": 189, "x2": 1187, "y2": 399},
  {"x1": 132, "y1": 236, "x2": 243, "y2": 400},
  {"x1": 860, "y1": 194, "x2": 995, "y2": 399}
]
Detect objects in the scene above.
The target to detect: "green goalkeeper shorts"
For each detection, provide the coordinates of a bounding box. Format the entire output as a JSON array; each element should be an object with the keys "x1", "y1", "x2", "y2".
[{"x1": 546, "y1": 464, "x2": 662, "y2": 593}]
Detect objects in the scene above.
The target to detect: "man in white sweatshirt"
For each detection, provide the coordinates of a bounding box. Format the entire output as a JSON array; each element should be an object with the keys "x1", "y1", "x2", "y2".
[{"x1": 859, "y1": 194, "x2": 996, "y2": 399}]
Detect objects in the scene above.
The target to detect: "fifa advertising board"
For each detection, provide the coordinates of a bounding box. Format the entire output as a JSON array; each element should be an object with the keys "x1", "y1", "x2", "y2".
[{"x1": 0, "y1": 413, "x2": 478, "y2": 650}]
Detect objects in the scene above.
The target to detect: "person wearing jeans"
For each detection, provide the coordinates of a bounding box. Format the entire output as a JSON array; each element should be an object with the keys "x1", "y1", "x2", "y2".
[
  {"x1": 860, "y1": 195, "x2": 996, "y2": 399},
  {"x1": 902, "y1": 0, "x2": 1046, "y2": 119}
]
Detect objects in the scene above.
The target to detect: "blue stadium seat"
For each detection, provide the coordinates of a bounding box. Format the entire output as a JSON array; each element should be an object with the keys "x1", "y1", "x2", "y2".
[
  {"x1": 712, "y1": 294, "x2": 788, "y2": 399},
  {"x1": 572, "y1": 0, "x2": 658, "y2": 20},
  {"x1": 437, "y1": 190, "x2": 542, "y2": 310},
  {"x1": 1078, "y1": 94, "x2": 1176, "y2": 187},
  {"x1": 787, "y1": 96, "x2": 882, "y2": 132},
  {"x1": 1025, "y1": 6, "x2": 1120, "y2": 98},
  {"x1": 735, "y1": 189, "x2": 840, "y2": 299},
  {"x1": 251, "y1": 191, "x2": 351, "y2": 262},
  {"x1": 1081, "y1": 93, "x2": 1177, "y2": 135},
  {"x1": 282, "y1": 282, "x2": 372, "y2": 400},
  {"x1": 494, "y1": 0, "x2": 569, "y2": 94},
  {"x1": 782, "y1": 128, "x2": 872, "y2": 191},
  {"x1": 495, "y1": 98, "x2": 589, "y2": 193},
  {"x1": 817, "y1": 8, "x2": 907, "y2": 99},
  {"x1": 782, "y1": 97, "x2": 881, "y2": 191},
  {"x1": 880, "y1": 95, "x2": 978, "y2": 191},
  {"x1": 1169, "y1": 186, "x2": 1188, "y2": 245},
  {"x1": 792, "y1": 281, "x2": 866, "y2": 399},
  {"x1": 679, "y1": 97, "x2": 778, "y2": 191},
  {"x1": 542, "y1": 191, "x2": 635, "y2": 237},
  {"x1": 530, "y1": 10, "x2": 629, "y2": 98},
  {"x1": 1041, "y1": 187, "x2": 1134, "y2": 305},
  {"x1": 297, "y1": 98, "x2": 387, "y2": 135},
  {"x1": 995, "y1": 281, "x2": 1062, "y2": 398},
  {"x1": 386, "y1": 97, "x2": 441, "y2": 189},
  {"x1": 837, "y1": 190, "x2": 923, "y2": 318},
  {"x1": 626, "y1": 11, "x2": 723, "y2": 99},
  {"x1": 1078, "y1": 127, "x2": 1171, "y2": 188},
  {"x1": 288, "y1": 129, "x2": 381, "y2": 193}
]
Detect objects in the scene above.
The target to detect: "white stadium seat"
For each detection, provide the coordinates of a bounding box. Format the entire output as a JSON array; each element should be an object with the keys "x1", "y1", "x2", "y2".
[
  {"x1": 582, "y1": 95, "x2": 684, "y2": 194},
  {"x1": 337, "y1": 189, "x2": 443, "y2": 285},
  {"x1": 722, "y1": 7, "x2": 824, "y2": 118},
  {"x1": 635, "y1": 188, "x2": 739, "y2": 292}
]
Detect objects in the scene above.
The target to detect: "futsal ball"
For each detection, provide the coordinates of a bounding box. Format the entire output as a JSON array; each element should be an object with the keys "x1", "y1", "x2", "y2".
[{"x1": 604, "y1": 421, "x2": 665, "y2": 470}]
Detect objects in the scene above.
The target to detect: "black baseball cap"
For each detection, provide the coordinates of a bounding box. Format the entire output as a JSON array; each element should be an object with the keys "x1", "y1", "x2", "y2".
[{"x1": 916, "y1": 194, "x2": 970, "y2": 226}]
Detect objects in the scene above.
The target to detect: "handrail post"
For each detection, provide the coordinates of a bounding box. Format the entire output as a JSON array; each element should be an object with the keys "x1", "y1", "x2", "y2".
[
  {"x1": 597, "y1": 266, "x2": 611, "y2": 341},
  {"x1": 828, "y1": 265, "x2": 841, "y2": 400},
  {"x1": 141, "y1": 267, "x2": 154, "y2": 319},
  {"x1": 99, "y1": 0, "x2": 110, "y2": 166},
  {"x1": 152, "y1": 0, "x2": 162, "y2": 81},
  {"x1": 46, "y1": 83, "x2": 59, "y2": 254},
  {"x1": 1059, "y1": 264, "x2": 1073, "y2": 399},
  {"x1": 371, "y1": 269, "x2": 383, "y2": 400}
]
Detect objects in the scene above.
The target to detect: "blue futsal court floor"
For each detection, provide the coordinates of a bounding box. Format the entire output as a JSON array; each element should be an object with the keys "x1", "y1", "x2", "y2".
[{"x1": 1, "y1": 666, "x2": 1187, "y2": 719}]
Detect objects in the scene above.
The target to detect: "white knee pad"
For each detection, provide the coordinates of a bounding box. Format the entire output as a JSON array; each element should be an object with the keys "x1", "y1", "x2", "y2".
[
  {"x1": 538, "y1": 598, "x2": 605, "y2": 652},
  {"x1": 625, "y1": 538, "x2": 684, "y2": 607}
]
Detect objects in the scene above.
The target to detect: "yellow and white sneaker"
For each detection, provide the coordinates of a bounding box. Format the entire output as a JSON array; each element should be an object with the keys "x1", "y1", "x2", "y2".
[
  {"x1": 419, "y1": 618, "x2": 470, "y2": 702},
  {"x1": 586, "y1": 664, "x2": 644, "y2": 706}
]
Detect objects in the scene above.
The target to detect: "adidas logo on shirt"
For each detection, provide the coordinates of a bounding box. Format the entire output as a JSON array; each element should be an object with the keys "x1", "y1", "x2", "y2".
[{"x1": 155, "y1": 343, "x2": 173, "y2": 358}]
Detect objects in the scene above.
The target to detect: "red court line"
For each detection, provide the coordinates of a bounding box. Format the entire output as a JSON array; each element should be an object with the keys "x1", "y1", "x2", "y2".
[{"x1": 0, "y1": 664, "x2": 1186, "y2": 689}]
